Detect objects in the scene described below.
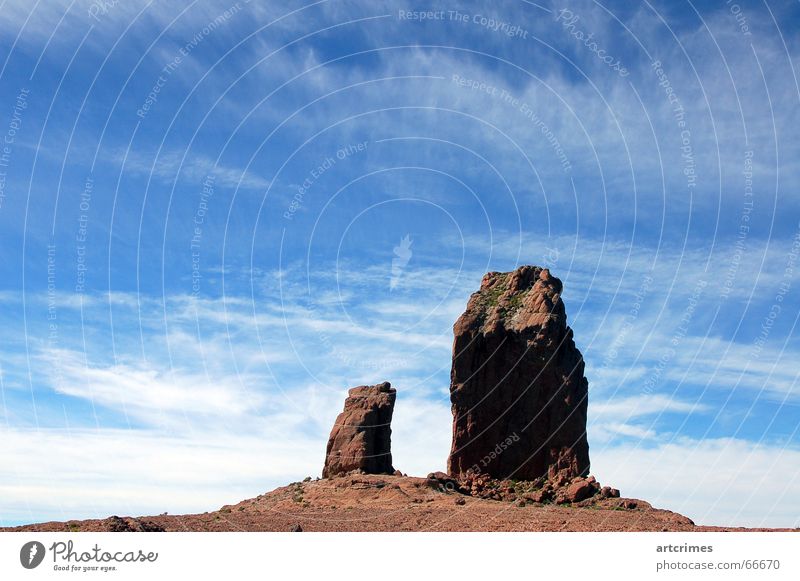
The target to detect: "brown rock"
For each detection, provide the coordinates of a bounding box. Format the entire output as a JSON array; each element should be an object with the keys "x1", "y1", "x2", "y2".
[
  {"x1": 447, "y1": 266, "x2": 590, "y2": 481},
  {"x1": 427, "y1": 471, "x2": 450, "y2": 480},
  {"x1": 562, "y1": 478, "x2": 597, "y2": 503},
  {"x1": 527, "y1": 489, "x2": 552, "y2": 503},
  {"x1": 322, "y1": 382, "x2": 396, "y2": 478},
  {"x1": 426, "y1": 471, "x2": 459, "y2": 493},
  {"x1": 600, "y1": 486, "x2": 621, "y2": 499}
]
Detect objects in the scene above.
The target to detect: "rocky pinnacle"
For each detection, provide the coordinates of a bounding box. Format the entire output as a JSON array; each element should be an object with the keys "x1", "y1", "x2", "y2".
[
  {"x1": 447, "y1": 266, "x2": 590, "y2": 481},
  {"x1": 323, "y1": 382, "x2": 397, "y2": 477}
]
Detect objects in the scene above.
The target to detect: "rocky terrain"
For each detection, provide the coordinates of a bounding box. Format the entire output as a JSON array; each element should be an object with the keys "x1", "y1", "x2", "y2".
[{"x1": 3, "y1": 474, "x2": 788, "y2": 532}]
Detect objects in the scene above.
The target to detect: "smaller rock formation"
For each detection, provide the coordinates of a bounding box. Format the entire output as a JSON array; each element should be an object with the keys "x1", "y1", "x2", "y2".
[{"x1": 323, "y1": 382, "x2": 396, "y2": 478}]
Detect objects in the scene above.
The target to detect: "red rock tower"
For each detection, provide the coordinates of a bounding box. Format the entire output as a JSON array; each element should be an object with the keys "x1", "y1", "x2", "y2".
[
  {"x1": 447, "y1": 266, "x2": 590, "y2": 481},
  {"x1": 323, "y1": 382, "x2": 396, "y2": 477}
]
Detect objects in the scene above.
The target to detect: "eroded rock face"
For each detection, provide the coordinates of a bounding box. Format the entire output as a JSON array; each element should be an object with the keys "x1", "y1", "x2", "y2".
[
  {"x1": 323, "y1": 382, "x2": 396, "y2": 478},
  {"x1": 447, "y1": 266, "x2": 590, "y2": 481}
]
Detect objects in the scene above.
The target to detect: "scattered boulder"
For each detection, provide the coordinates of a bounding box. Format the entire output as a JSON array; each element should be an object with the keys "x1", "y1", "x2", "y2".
[
  {"x1": 527, "y1": 489, "x2": 552, "y2": 504},
  {"x1": 289, "y1": 524, "x2": 303, "y2": 532},
  {"x1": 426, "y1": 471, "x2": 461, "y2": 493},
  {"x1": 452, "y1": 467, "x2": 614, "y2": 506},
  {"x1": 557, "y1": 476, "x2": 601, "y2": 504},
  {"x1": 600, "y1": 486, "x2": 621, "y2": 499},
  {"x1": 447, "y1": 267, "x2": 590, "y2": 482},
  {"x1": 323, "y1": 382, "x2": 397, "y2": 478},
  {"x1": 427, "y1": 471, "x2": 450, "y2": 480}
]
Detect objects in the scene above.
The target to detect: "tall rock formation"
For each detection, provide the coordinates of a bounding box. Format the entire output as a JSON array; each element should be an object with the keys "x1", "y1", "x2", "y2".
[
  {"x1": 323, "y1": 382, "x2": 396, "y2": 478},
  {"x1": 447, "y1": 266, "x2": 590, "y2": 482}
]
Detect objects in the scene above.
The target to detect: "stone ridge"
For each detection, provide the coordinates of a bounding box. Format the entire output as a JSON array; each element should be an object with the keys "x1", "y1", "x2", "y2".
[{"x1": 448, "y1": 265, "x2": 590, "y2": 482}]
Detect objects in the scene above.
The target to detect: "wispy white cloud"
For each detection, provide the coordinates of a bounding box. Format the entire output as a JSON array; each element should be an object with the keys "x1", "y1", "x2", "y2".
[
  {"x1": 118, "y1": 149, "x2": 271, "y2": 190},
  {"x1": 593, "y1": 422, "x2": 657, "y2": 441},
  {"x1": 594, "y1": 438, "x2": 800, "y2": 528},
  {"x1": 589, "y1": 394, "x2": 707, "y2": 444},
  {"x1": 591, "y1": 393, "x2": 706, "y2": 421},
  {"x1": 0, "y1": 426, "x2": 319, "y2": 525},
  {"x1": 41, "y1": 348, "x2": 263, "y2": 427},
  {"x1": 0, "y1": 388, "x2": 451, "y2": 525}
]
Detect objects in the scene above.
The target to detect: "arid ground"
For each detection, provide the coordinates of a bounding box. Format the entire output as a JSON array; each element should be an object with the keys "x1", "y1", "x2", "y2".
[{"x1": 2, "y1": 475, "x2": 791, "y2": 532}]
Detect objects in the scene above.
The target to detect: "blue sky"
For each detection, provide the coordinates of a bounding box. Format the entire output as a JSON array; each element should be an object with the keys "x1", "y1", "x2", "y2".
[{"x1": 0, "y1": 0, "x2": 799, "y2": 528}]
